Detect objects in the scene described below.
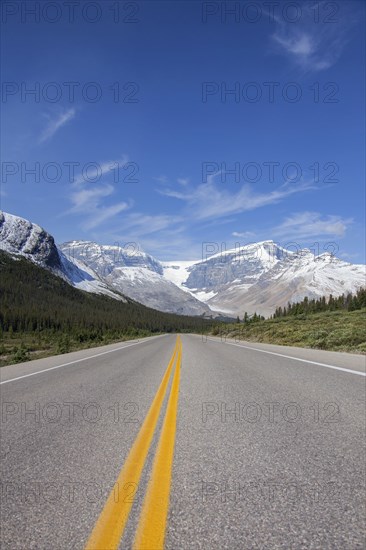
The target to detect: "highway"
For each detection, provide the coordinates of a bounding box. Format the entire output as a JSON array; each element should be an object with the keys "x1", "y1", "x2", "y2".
[{"x1": 1, "y1": 333, "x2": 365, "y2": 549}]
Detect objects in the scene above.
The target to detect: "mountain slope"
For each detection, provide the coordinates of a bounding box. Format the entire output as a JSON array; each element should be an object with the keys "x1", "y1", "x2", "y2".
[
  {"x1": 1, "y1": 211, "x2": 365, "y2": 318},
  {"x1": 60, "y1": 241, "x2": 212, "y2": 316},
  {"x1": 0, "y1": 249, "x2": 211, "y2": 365},
  {"x1": 0, "y1": 211, "x2": 125, "y2": 301},
  {"x1": 163, "y1": 242, "x2": 366, "y2": 317},
  {"x1": 0, "y1": 211, "x2": 210, "y2": 316},
  {"x1": 0, "y1": 211, "x2": 63, "y2": 271}
]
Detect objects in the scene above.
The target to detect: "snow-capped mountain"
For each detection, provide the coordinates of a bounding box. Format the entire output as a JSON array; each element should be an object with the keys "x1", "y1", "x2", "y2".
[
  {"x1": 0, "y1": 212, "x2": 125, "y2": 301},
  {"x1": 1, "y1": 211, "x2": 365, "y2": 318},
  {"x1": 61, "y1": 240, "x2": 164, "y2": 277},
  {"x1": 0, "y1": 211, "x2": 63, "y2": 271},
  {"x1": 59, "y1": 241, "x2": 212, "y2": 316},
  {"x1": 0, "y1": 211, "x2": 211, "y2": 316},
  {"x1": 163, "y1": 241, "x2": 366, "y2": 317}
]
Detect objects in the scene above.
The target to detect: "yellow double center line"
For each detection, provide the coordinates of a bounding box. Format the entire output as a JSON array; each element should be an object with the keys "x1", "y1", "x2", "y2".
[{"x1": 85, "y1": 335, "x2": 182, "y2": 550}]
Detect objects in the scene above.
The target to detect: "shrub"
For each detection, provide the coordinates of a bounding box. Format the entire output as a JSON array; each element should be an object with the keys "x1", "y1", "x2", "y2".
[
  {"x1": 10, "y1": 344, "x2": 30, "y2": 364},
  {"x1": 57, "y1": 334, "x2": 71, "y2": 354}
]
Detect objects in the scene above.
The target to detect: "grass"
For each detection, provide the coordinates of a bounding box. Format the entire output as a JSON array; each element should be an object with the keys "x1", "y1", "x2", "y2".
[
  {"x1": 212, "y1": 308, "x2": 366, "y2": 354},
  {"x1": 0, "y1": 329, "x2": 155, "y2": 368},
  {"x1": 2, "y1": 309, "x2": 364, "y2": 367}
]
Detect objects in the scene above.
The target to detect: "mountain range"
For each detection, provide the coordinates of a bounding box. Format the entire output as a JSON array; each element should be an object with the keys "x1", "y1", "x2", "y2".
[{"x1": 1, "y1": 211, "x2": 365, "y2": 318}]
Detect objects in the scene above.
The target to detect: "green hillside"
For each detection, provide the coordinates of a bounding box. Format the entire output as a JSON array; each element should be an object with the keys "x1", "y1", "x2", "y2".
[
  {"x1": 0, "y1": 251, "x2": 213, "y2": 365},
  {"x1": 214, "y1": 308, "x2": 366, "y2": 353}
]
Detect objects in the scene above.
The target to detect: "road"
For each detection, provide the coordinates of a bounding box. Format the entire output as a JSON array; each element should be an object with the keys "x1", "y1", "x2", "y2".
[{"x1": 1, "y1": 334, "x2": 365, "y2": 549}]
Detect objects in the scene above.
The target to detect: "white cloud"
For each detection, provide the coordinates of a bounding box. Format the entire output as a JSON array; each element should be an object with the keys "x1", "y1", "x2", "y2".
[
  {"x1": 273, "y1": 212, "x2": 353, "y2": 239},
  {"x1": 99, "y1": 214, "x2": 192, "y2": 259},
  {"x1": 232, "y1": 231, "x2": 255, "y2": 239},
  {"x1": 39, "y1": 108, "x2": 75, "y2": 143},
  {"x1": 154, "y1": 175, "x2": 168, "y2": 184},
  {"x1": 85, "y1": 203, "x2": 130, "y2": 230},
  {"x1": 272, "y1": 29, "x2": 339, "y2": 71},
  {"x1": 274, "y1": 32, "x2": 315, "y2": 57},
  {"x1": 270, "y1": 2, "x2": 355, "y2": 71},
  {"x1": 73, "y1": 156, "x2": 129, "y2": 186},
  {"x1": 154, "y1": 176, "x2": 190, "y2": 187},
  {"x1": 70, "y1": 184, "x2": 114, "y2": 210},
  {"x1": 69, "y1": 183, "x2": 131, "y2": 230},
  {"x1": 177, "y1": 177, "x2": 190, "y2": 186},
  {"x1": 65, "y1": 155, "x2": 132, "y2": 229},
  {"x1": 158, "y1": 175, "x2": 315, "y2": 221},
  {"x1": 120, "y1": 213, "x2": 183, "y2": 236}
]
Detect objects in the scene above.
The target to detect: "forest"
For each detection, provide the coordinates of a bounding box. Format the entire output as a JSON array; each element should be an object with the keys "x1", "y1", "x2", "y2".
[
  {"x1": 0, "y1": 251, "x2": 213, "y2": 364},
  {"x1": 272, "y1": 287, "x2": 366, "y2": 318}
]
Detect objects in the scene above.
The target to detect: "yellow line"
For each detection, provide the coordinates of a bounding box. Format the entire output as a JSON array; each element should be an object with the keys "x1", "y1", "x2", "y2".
[
  {"x1": 84, "y1": 337, "x2": 179, "y2": 550},
  {"x1": 133, "y1": 336, "x2": 182, "y2": 550}
]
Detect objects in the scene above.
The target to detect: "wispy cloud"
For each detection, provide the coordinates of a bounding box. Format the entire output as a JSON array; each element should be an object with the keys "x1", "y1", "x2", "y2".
[
  {"x1": 270, "y1": 2, "x2": 356, "y2": 71},
  {"x1": 64, "y1": 155, "x2": 132, "y2": 229},
  {"x1": 121, "y1": 213, "x2": 183, "y2": 236},
  {"x1": 273, "y1": 212, "x2": 353, "y2": 239},
  {"x1": 232, "y1": 231, "x2": 255, "y2": 239},
  {"x1": 177, "y1": 177, "x2": 190, "y2": 186},
  {"x1": 272, "y1": 29, "x2": 345, "y2": 71},
  {"x1": 154, "y1": 176, "x2": 190, "y2": 187},
  {"x1": 69, "y1": 183, "x2": 131, "y2": 230},
  {"x1": 154, "y1": 175, "x2": 168, "y2": 184},
  {"x1": 39, "y1": 108, "x2": 75, "y2": 143},
  {"x1": 73, "y1": 156, "x2": 129, "y2": 186},
  {"x1": 98, "y1": 213, "x2": 190, "y2": 259},
  {"x1": 158, "y1": 174, "x2": 315, "y2": 221}
]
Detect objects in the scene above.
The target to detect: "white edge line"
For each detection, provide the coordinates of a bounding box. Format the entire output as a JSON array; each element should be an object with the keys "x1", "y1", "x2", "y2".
[
  {"x1": 207, "y1": 337, "x2": 366, "y2": 377},
  {"x1": 0, "y1": 335, "x2": 166, "y2": 385}
]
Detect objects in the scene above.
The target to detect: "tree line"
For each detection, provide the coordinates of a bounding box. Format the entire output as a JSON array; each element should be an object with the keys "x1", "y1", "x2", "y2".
[
  {"x1": 272, "y1": 287, "x2": 366, "y2": 318},
  {"x1": 237, "y1": 288, "x2": 366, "y2": 323},
  {"x1": 0, "y1": 252, "x2": 213, "y2": 340}
]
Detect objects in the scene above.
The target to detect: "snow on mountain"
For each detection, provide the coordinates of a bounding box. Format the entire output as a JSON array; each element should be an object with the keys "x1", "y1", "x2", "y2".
[
  {"x1": 0, "y1": 211, "x2": 125, "y2": 301},
  {"x1": 162, "y1": 241, "x2": 286, "y2": 305},
  {"x1": 162, "y1": 260, "x2": 200, "y2": 289},
  {"x1": 59, "y1": 241, "x2": 212, "y2": 316},
  {"x1": 162, "y1": 241, "x2": 366, "y2": 317},
  {"x1": 61, "y1": 240, "x2": 163, "y2": 277},
  {"x1": 1, "y1": 211, "x2": 365, "y2": 318},
  {"x1": 0, "y1": 211, "x2": 63, "y2": 271}
]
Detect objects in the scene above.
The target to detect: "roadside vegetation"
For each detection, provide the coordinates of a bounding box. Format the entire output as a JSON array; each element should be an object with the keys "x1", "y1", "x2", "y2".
[
  {"x1": 1, "y1": 251, "x2": 364, "y2": 364},
  {"x1": 213, "y1": 288, "x2": 366, "y2": 354},
  {"x1": 0, "y1": 252, "x2": 214, "y2": 366}
]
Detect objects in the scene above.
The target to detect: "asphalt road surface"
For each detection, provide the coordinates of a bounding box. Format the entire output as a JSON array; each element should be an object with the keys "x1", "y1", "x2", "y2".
[{"x1": 1, "y1": 334, "x2": 365, "y2": 549}]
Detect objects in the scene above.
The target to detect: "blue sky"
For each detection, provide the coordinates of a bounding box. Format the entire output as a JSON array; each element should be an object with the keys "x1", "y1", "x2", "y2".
[{"x1": 1, "y1": 0, "x2": 365, "y2": 261}]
